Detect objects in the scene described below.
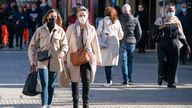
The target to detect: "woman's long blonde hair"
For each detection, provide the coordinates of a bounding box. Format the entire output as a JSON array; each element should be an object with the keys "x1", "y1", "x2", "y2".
[{"x1": 42, "y1": 9, "x2": 63, "y2": 27}]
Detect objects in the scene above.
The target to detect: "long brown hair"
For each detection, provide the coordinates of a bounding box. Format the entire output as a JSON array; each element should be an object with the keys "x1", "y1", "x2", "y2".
[
  {"x1": 42, "y1": 9, "x2": 63, "y2": 27},
  {"x1": 105, "y1": 7, "x2": 117, "y2": 24}
]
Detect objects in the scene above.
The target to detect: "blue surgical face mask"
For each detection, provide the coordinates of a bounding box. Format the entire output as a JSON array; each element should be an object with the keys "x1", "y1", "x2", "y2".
[
  {"x1": 181, "y1": 8, "x2": 187, "y2": 13},
  {"x1": 167, "y1": 12, "x2": 175, "y2": 17}
]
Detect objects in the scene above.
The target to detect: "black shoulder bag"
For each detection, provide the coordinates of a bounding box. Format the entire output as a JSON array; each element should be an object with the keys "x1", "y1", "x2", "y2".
[
  {"x1": 150, "y1": 17, "x2": 165, "y2": 42},
  {"x1": 37, "y1": 30, "x2": 56, "y2": 61}
]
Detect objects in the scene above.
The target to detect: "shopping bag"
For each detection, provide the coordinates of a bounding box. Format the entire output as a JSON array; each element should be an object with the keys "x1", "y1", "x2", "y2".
[
  {"x1": 98, "y1": 19, "x2": 108, "y2": 48},
  {"x1": 58, "y1": 63, "x2": 70, "y2": 87},
  {"x1": 22, "y1": 71, "x2": 42, "y2": 96},
  {"x1": 98, "y1": 30, "x2": 108, "y2": 48}
]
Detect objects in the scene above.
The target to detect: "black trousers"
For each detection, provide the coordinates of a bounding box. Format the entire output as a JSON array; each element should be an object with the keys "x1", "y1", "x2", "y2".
[
  {"x1": 72, "y1": 63, "x2": 91, "y2": 108},
  {"x1": 7, "y1": 25, "x2": 15, "y2": 48},
  {"x1": 15, "y1": 28, "x2": 24, "y2": 48},
  {"x1": 138, "y1": 32, "x2": 147, "y2": 52},
  {"x1": 105, "y1": 66, "x2": 113, "y2": 83},
  {"x1": 157, "y1": 39, "x2": 179, "y2": 84}
]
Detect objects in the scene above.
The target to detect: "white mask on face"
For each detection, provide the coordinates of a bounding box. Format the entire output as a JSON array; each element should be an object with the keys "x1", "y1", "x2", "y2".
[
  {"x1": 167, "y1": 12, "x2": 175, "y2": 17},
  {"x1": 78, "y1": 16, "x2": 87, "y2": 24}
]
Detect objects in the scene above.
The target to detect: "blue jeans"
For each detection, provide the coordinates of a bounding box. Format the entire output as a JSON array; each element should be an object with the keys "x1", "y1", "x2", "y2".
[
  {"x1": 39, "y1": 69, "x2": 57, "y2": 106},
  {"x1": 120, "y1": 43, "x2": 136, "y2": 82}
]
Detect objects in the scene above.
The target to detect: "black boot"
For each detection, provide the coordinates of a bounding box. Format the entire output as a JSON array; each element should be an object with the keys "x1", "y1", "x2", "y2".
[
  {"x1": 82, "y1": 81, "x2": 90, "y2": 108},
  {"x1": 72, "y1": 82, "x2": 79, "y2": 108},
  {"x1": 167, "y1": 83, "x2": 176, "y2": 88},
  {"x1": 158, "y1": 76, "x2": 163, "y2": 86}
]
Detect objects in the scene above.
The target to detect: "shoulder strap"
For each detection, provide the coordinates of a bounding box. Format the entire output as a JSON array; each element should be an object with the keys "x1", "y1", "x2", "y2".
[
  {"x1": 50, "y1": 29, "x2": 56, "y2": 43},
  {"x1": 102, "y1": 18, "x2": 105, "y2": 30},
  {"x1": 161, "y1": 17, "x2": 164, "y2": 24}
]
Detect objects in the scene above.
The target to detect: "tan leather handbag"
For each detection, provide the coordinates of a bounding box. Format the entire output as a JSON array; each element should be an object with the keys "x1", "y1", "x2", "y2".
[{"x1": 70, "y1": 48, "x2": 91, "y2": 66}]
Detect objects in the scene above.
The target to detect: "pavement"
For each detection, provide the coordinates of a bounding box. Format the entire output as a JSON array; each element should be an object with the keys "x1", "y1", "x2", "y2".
[{"x1": 0, "y1": 49, "x2": 192, "y2": 108}]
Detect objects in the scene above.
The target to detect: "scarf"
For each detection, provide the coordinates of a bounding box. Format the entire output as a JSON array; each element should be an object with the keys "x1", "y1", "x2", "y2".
[
  {"x1": 74, "y1": 21, "x2": 92, "y2": 50},
  {"x1": 155, "y1": 16, "x2": 185, "y2": 39}
]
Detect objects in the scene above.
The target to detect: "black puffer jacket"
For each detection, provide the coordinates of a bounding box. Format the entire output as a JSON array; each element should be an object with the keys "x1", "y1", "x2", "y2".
[{"x1": 120, "y1": 14, "x2": 142, "y2": 44}]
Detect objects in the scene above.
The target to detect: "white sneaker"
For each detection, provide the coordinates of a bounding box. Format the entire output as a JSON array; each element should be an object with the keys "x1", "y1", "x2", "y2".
[
  {"x1": 104, "y1": 81, "x2": 112, "y2": 87},
  {"x1": 47, "y1": 105, "x2": 51, "y2": 108},
  {"x1": 110, "y1": 80, "x2": 112, "y2": 85},
  {"x1": 104, "y1": 83, "x2": 111, "y2": 87},
  {"x1": 42, "y1": 105, "x2": 47, "y2": 108}
]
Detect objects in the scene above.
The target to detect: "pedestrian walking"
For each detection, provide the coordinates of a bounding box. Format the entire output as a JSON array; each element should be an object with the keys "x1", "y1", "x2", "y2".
[
  {"x1": 5, "y1": 1, "x2": 17, "y2": 48},
  {"x1": 97, "y1": 7, "x2": 124, "y2": 87},
  {"x1": 65, "y1": 6, "x2": 101, "y2": 108},
  {"x1": 66, "y1": 7, "x2": 77, "y2": 27},
  {"x1": 28, "y1": 2, "x2": 39, "y2": 43},
  {"x1": 13, "y1": 5, "x2": 29, "y2": 49},
  {"x1": 154, "y1": 3, "x2": 190, "y2": 88},
  {"x1": 119, "y1": 4, "x2": 142, "y2": 85},
  {"x1": 38, "y1": 0, "x2": 51, "y2": 26},
  {"x1": 28, "y1": 9, "x2": 68, "y2": 108},
  {"x1": 135, "y1": 4, "x2": 149, "y2": 53},
  {"x1": 0, "y1": 4, "x2": 5, "y2": 48},
  {"x1": 176, "y1": 2, "x2": 192, "y2": 64}
]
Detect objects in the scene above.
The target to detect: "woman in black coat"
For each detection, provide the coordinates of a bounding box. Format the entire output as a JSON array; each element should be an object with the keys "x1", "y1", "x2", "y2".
[{"x1": 154, "y1": 5, "x2": 190, "y2": 88}]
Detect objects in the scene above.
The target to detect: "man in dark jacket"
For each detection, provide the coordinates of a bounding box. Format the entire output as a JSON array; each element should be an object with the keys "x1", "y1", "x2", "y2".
[
  {"x1": 28, "y1": 2, "x2": 39, "y2": 43},
  {"x1": 0, "y1": 5, "x2": 4, "y2": 48},
  {"x1": 119, "y1": 4, "x2": 142, "y2": 85},
  {"x1": 5, "y1": 1, "x2": 18, "y2": 48},
  {"x1": 176, "y1": 2, "x2": 192, "y2": 64},
  {"x1": 13, "y1": 6, "x2": 29, "y2": 49},
  {"x1": 38, "y1": 0, "x2": 51, "y2": 26},
  {"x1": 135, "y1": 4, "x2": 149, "y2": 53}
]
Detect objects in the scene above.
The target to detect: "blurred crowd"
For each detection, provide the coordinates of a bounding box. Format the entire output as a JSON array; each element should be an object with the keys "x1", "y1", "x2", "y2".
[{"x1": 0, "y1": 0, "x2": 51, "y2": 49}]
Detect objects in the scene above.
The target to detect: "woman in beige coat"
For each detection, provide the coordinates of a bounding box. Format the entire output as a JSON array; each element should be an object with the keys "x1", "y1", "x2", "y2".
[
  {"x1": 28, "y1": 9, "x2": 68, "y2": 108},
  {"x1": 66, "y1": 6, "x2": 101, "y2": 108},
  {"x1": 97, "y1": 7, "x2": 124, "y2": 87}
]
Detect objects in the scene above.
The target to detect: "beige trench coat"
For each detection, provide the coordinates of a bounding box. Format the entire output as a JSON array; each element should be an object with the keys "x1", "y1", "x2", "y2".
[
  {"x1": 66, "y1": 23, "x2": 102, "y2": 83},
  {"x1": 97, "y1": 16, "x2": 124, "y2": 66},
  {"x1": 28, "y1": 23, "x2": 68, "y2": 73}
]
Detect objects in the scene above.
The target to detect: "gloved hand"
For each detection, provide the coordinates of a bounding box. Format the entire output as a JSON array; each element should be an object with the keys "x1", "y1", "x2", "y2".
[{"x1": 186, "y1": 46, "x2": 191, "y2": 53}]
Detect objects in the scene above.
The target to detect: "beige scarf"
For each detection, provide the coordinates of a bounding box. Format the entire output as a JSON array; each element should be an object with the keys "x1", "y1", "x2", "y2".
[{"x1": 74, "y1": 21, "x2": 92, "y2": 49}]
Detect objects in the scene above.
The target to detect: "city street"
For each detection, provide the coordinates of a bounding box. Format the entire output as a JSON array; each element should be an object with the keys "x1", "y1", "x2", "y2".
[{"x1": 0, "y1": 49, "x2": 192, "y2": 108}]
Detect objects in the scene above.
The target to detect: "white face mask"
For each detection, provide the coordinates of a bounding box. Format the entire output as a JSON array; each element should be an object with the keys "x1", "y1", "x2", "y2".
[
  {"x1": 167, "y1": 12, "x2": 175, "y2": 17},
  {"x1": 78, "y1": 16, "x2": 87, "y2": 24}
]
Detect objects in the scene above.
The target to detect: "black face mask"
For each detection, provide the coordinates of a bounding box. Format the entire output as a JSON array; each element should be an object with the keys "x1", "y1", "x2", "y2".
[{"x1": 47, "y1": 17, "x2": 56, "y2": 28}]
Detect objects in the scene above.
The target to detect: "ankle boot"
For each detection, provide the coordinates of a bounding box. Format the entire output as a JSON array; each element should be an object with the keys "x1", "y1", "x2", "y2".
[
  {"x1": 158, "y1": 76, "x2": 163, "y2": 86},
  {"x1": 167, "y1": 83, "x2": 176, "y2": 88}
]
